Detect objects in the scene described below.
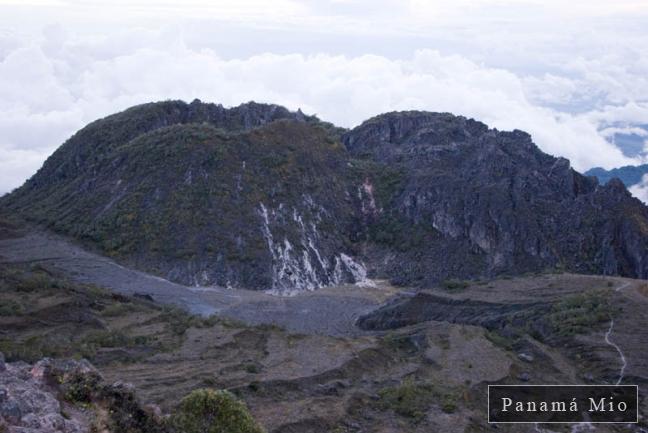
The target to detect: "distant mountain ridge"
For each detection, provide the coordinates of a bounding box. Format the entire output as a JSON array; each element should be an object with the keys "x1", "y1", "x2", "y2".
[
  {"x1": 586, "y1": 164, "x2": 648, "y2": 188},
  {"x1": 2, "y1": 100, "x2": 648, "y2": 291}
]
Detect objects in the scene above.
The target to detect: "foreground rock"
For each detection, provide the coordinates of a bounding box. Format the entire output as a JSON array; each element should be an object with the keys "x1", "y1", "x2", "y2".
[{"x1": 0, "y1": 354, "x2": 164, "y2": 433}]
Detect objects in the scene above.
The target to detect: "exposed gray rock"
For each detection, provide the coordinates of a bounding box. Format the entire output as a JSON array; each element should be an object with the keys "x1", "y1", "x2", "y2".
[
  {"x1": 517, "y1": 372, "x2": 531, "y2": 382},
  {"x1": 0, "y1": 357, "x2": 89, "y2": 433},
  {"x1": 0, "y1": 355, "x2": 163, "y2": 433},
  {"x1": 344, "y1": 111, "x2": 648, "y2": 285},
  {"x1": 518, "y1": 353, "x2": 534, "y2": 363}
]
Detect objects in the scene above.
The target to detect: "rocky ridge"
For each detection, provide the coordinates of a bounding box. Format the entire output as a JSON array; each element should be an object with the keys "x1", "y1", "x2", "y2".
[
  {"x1": 586, "y1": 164, "x2": 648, "y2": 188},
  {"x1": 345, "y1": 111, "x2": 648, "y2": 286},
  {"x1": 2, "y1": 101, "x2": 648, "y2": 292}
]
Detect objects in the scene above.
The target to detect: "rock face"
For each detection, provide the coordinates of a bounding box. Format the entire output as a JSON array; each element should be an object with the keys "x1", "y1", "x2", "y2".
[
  {"x1": 344, "y1": 111, "x2": 648, "y2": 285},
  {"x1": 0, "y1": 356, "x2": 94, "y2": 433},
  {"x1": 2, "y1": 102, "x2": 648, "y2": 291},
  {"x1": 0, "y1": 354, "x2": 164, "y2": 433}
]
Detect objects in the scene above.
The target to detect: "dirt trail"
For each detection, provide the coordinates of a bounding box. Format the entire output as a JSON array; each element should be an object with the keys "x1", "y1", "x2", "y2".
[
  {"x1": 603, "y1": 280, "x2": 648, "y2": 388},
  {"x1": 603, "y1": 281, "x2": 631, "y2": 385}
]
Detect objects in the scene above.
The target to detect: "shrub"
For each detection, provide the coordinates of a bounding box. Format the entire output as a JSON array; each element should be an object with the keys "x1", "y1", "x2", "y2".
[
  {"x1": 63, "y1": 371, "x2": 102, "y2": 404},
  {"x1": 15, "y1": 272, "x2": 54, "y2": 292},
  {"x1": 377, "y1": 379, "x2": 435, "y2": 421},
  {"x1": 440, "y1": 279, "x2": 469, "y2": 292},
  {"x1": 441, "y1": 393, "x2": 458, "y2": 413},
  {"x1": 101, "y1": 302, "x2": 142, "y2": 317},
  {"x1": 170, "y1": 389, "x2": 264, "y2": 433},
  {"x1": 159, "y1": 307, "x2": 222, "y2": 335},
  {"x1": 0, "y1": 300, "x2": 24, "y2": 316},
  {"x1": 485, "y1": 330, "x2": 516, "y2": 351},
  {"x1": 244, "y1": 364, "x2": 260, "y2": 374}
]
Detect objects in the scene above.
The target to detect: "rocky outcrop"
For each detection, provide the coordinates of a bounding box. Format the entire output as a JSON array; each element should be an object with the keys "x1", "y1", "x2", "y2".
[
  {"x1": 2, "y1": 102, "x2": 648, "y2": 291},
  {"x1": 0, "y1": 354, "x2": 164, "y2": 433},
  {"x1": 0, "y1": 355, "x2": 89, "y2": 433},
  {"x1": 343, "y1": 111, "x2": 648, "y2": 285}
]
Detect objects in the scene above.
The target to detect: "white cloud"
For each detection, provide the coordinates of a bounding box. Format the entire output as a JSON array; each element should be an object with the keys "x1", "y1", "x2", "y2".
[
  {"x1": 630, "y1": 175, "x2": 648, "y2": 204},
  {"x1": 0, "y1": 30, "x2": 643, "y2": 193},
  {"x1": 0, "y1": 1, "x2": 647, "y2": 199}
]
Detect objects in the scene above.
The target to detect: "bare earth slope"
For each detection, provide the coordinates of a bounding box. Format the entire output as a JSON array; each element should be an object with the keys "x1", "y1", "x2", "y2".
[{"x1": 0, "y1": 229, "x2": 393, "y2": 337}]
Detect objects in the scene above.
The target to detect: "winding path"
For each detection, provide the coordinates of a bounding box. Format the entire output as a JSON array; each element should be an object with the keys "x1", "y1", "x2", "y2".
[{"x1": 604, "y1": 281, "x2": 631, "y2": 385}]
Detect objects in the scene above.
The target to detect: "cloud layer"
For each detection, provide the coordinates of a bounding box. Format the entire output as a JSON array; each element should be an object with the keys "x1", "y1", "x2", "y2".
[{"x1": 1, "y1": 1, "x2": 648, "y2": 197}]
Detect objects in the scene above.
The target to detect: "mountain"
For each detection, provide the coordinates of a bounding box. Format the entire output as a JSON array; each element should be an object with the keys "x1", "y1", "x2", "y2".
[
  {"x1": 2, "y1": 100, "x2": 648, "y2": 291},
  {"x1": 600, "y1": 123, "x2": 648, "y2": 158},
  {"x1": 585, "y1": 164, "x2": 648, "y2": 188},
  {"x1": 345, "y1": 112, "x2": 648, "y2": 285}
]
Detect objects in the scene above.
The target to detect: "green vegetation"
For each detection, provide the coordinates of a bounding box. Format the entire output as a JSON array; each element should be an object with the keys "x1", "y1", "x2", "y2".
[
  {"x1": 348, "y1": 159, "x2": 405, "y2": 207},
  {"x1": 547, "y1": 290, "x2": 618, "y2": 336},
  {"x1": 440, "y1": 279, "x2": 469, "y2": 292},
  {"x1": 101, "y1": 302, "x2": 145, "y2": 317},
  {"x1": 382, "y1": 332, "x2": 417, "y2": 352},
  {"x1": 170, "y1": 389, "x2": 265, "y2": 433},
  {"x1": 0, "y1": 264, "x2": 66, "y2": 293},
  {"x1": 63, "y1": 371, "x2": 102, "y2": 404},
  {"x1": 0, "y1": 299, "x2": 24, "y2": 316},
  {"x1": 244, "y1": 364, "x2": 261, "y2": 374},
  {"x1": 440, "y1": 393, "x2": 459, "y2": 413},
  {"x1": 368, "y1": 215, "x2": 437, "y2": 252},
  {"x1": 378, "y1": 380, "x2": 434, "y2": 420},
  {"x1": 0, "y1": 259, "x2": 274, "y2": 433},
  {"x1": 2, "y1": 110, "x2": 356, "y2": 290},
  {"x1": 0, "y1": 263, "x2": 210, "y2": 362},
  {"x1": 485, "y1": 330, "x2": 516, "y2": 351},
  {"x1": 0, "y1": 335, "x2": 63, "y2": 362},
  {"x1": 376, "y1": 379, "x2": 460, "y2": 421},
  {"x1": 158, "y1": 305, "x2": 221, "y2": 336},
  {"x1": 80, "y1": 329, "x2": 152, "y2": 350}
]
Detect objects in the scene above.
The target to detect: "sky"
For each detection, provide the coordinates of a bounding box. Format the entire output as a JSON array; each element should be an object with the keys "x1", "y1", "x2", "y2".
[{"x1": 1, "y1": 0, "x2": 648, "y2": 197}]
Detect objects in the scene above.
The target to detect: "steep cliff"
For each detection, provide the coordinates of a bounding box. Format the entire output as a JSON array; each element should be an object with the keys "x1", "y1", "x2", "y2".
[{"x1": 344, "y1": 112, "x2": 648, "y2": 284}]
